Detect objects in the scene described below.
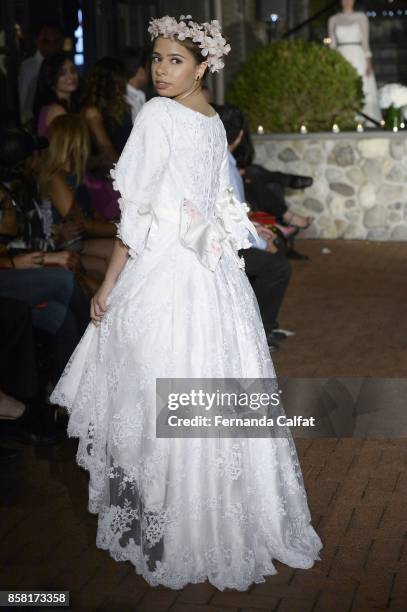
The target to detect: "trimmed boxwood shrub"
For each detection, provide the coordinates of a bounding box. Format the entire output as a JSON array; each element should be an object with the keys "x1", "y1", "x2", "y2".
[{"x1": 226, "y1": 40, "x2": 364, "y2": 132}]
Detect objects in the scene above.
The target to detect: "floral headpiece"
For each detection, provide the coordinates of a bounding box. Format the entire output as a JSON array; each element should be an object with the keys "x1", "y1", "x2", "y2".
[{"x1": 147, "y1": 14, "x2": 231, "y2": 73}]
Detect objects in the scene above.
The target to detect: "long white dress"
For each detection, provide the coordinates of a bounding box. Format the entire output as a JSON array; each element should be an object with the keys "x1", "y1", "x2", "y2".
[
  {"x1": 50, "y1": 96, "x2": 323, "y2": 591},
  {"x1": 328, "y1": 11, "x2": 382, "y2": 124}
]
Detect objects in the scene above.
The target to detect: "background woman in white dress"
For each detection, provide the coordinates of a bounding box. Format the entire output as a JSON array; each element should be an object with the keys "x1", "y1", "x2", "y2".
[
  {"x1": 50, "y1": 14, "x2": 322, "y2": 591},
  {"x1": 328, "y1": 0, "x2": 382, "y2": 124}
]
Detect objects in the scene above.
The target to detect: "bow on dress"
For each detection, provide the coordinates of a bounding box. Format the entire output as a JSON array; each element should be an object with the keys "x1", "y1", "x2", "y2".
[
  {"x1": 180, "y1": 187, "x2": 260, "y2": 272},
  {"x1": 112, "y1": 166, "x2": 259, "y2": 272}
]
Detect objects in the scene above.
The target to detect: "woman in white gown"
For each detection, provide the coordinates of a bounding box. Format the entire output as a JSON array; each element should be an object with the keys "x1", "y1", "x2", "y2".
[
  {"x1": 50, "y1": 14, "x2": 322, "y2": 591},
  {"x1": 328, "y1": 0, "x2": 382, "y2": 124}
]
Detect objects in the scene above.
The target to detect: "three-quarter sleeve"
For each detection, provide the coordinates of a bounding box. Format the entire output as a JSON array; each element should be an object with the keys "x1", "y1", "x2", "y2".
[
  {"x1": 110, "y1": 98, "x2": 172, "y2": 256},
  {"x1": 359, "y1": 13, "x2": 372, "y2": 59}
]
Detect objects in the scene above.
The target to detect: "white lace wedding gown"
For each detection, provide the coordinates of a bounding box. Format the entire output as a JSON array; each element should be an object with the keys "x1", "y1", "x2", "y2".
[
  {"x1": 50, "y1": 96, "x2": 322, "y2": 591},
  {"x1": 328, "y1": 11, "x2": 382, "y2": 124}
]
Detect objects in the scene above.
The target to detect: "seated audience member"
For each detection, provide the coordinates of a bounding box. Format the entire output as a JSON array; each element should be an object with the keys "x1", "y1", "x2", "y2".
[
  {"x1": 18, "y1": 22, "x2": 64, "y2": 125},
  {"x1": 0, "y1": 128, "x2": 90, "y2": 445},
  {"x1": 81, "y1": 57, "x2": 133, "y2": 165},
  {"x1": 38, "y1": 115, "x2": 115, "y2": 279},
  {"x1": 0, "y1": 255, "x2": 89, "y2": 387},
  {"x1": 122, "y1": 47, "x2": 148, "y2": 122},
  {"x1": 224, "y1": 104, "x2": 314, "y2": 260},
  {"x1": 0, "y1": 127, "x2": 80, "y2": 270},
  {"x1": 0, "y1": 296, "x2": 64, "y2": 448},
  {"x1": 216, "y1": 104, "x2": 294, "y2": 351},
  {"x1": 223, "y1": 104, "x2": 313, "y2": 228},
  {"x1": 81, "y1": 57, "x2": 133, "y2": 219},
  {"x1": 33, "y1": 52, "x2": 80, "y2": 138}
]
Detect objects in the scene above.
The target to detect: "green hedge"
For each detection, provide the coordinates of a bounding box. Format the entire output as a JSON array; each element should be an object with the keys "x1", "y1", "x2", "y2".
[{"x1": 226, "y1": 40, "x2": 364, "y2": 133}]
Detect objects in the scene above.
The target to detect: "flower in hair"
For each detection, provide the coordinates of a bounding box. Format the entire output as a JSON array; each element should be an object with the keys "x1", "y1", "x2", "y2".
[{"x1": 148, "y1": 14, "x2": 231, "y2": 73}]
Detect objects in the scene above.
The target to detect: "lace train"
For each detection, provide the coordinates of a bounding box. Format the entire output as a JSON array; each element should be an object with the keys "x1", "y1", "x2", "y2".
[{"x1": 51, "y1": 241, "x2": 323, "y2": 591}]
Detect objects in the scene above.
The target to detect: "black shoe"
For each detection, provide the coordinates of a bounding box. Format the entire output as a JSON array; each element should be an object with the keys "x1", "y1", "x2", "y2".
[
  {"x1": 267, "y1": 334, "x2": 280, "y2": 352},
  {"x1": 286, "y1": 248, "x2": 310, "y2": 261},
  {"x1": 287, "y1": 175, "x2": 313, "y2": 190},
  {"x1": 0, "y1": 445, "x2": 20, "y2": 464},
  {"x1": 55, "y1": 409, "x2": 69, "y2": 430},
  {"x1": 268, "y1": 331, "x2": 288, "y2": 341}
]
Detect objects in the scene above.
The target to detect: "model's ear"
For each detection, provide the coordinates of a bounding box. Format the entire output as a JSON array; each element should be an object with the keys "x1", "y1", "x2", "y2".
[{"x1": 200, "y1": 60, "x2": 209, "y2": 76}]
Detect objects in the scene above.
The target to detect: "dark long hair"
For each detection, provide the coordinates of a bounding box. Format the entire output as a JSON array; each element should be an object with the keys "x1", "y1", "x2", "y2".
[
  {"x1": 81, "y1": 57, "x2": 129, "y2": 125},
  {"x1": 33, "y1": 52, "x2": 79, "y2": 124},
  {"x1": 215, "y1": 103, "x2": 255, "y2": 169}
]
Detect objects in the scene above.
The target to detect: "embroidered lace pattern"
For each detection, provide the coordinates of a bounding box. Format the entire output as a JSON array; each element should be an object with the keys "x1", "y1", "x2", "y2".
[{"x1": 50, "y1": 96, "x2": 323, "y2": 591}]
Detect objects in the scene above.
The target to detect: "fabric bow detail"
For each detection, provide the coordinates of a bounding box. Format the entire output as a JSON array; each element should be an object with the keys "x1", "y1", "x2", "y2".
[
  {"x1": 180, "y1": 187, "x2": 260, "y2": 272},
  {"x1": 215, "y1": 187, "x2": 260, "y2": 251}
]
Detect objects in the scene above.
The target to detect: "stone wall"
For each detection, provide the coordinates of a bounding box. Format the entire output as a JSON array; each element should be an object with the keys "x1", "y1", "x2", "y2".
[{"x1": 252, "y1": 132, "x2": 407, "y2": 241}]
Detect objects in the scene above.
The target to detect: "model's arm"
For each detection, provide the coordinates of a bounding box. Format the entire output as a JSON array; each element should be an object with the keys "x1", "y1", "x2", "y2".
[
  {"x1": 90, "y1": 237, "x2": 129, "y2": 326},
  {"x1": 360, "y1": 13, "x2": 373, "y2": 75},
  {"x1": 328, "y1": 15, "x2": 337, "y2": 49},
  {"x1": 90, "y1": 98, "x2": 172, "y2": 324}
]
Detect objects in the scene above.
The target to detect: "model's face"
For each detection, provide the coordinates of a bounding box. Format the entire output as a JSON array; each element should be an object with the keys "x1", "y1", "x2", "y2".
[
  {"x1": 151, "y1": 36, "x2": 207, "y2": 97},
  {"x1": 341, "y1": 0, "x2": 355, "y2": 11},
  {"x1": 54, "y1": 60, "x2": 78, "y2": 97}
]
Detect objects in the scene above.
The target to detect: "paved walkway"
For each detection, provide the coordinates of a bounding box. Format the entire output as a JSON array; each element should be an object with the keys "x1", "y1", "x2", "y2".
[{"x1": 1, "y1": 239, "x2": 406, "y2": 611}]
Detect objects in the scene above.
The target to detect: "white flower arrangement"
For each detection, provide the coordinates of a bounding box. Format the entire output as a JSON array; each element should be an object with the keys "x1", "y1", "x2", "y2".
[
  {"x1": 147, "y1": 14, "x2": 231, "y2": 73},
  {"x1": 378, "y1": 83, "x2": 407, "y2": 109}
]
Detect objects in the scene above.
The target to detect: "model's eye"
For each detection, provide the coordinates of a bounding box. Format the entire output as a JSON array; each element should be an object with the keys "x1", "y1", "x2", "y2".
[{"x1": 171, "y1": 59, "x2": 181, "y2": 64}]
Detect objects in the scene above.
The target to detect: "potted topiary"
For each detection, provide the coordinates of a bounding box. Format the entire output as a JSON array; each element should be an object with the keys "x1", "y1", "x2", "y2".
[{"x1": 226, "y1": 40, "x2": 364, "y2": 133}]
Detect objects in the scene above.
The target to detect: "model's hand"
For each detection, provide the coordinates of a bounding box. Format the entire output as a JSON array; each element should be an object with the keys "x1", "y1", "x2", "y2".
[{"x1": 91, "y1": 280, "x2": 114, "y2": 326}]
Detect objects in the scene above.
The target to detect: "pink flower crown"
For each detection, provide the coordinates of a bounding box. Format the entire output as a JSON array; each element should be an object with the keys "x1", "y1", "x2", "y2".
[{"x1": 147, "y1": 14, "x2": 231, "y2": 73}]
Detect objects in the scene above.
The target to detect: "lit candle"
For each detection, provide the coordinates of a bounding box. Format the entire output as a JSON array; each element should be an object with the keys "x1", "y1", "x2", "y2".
[
  {"x1": 356, "y1": 123, "x2": 364, "y2": 132},
  {"x1": 332, "y1": 123, "x2": 340, "y2": 133},
  {"x1": 393, "y1": 126, "x2": 399, "y2": 133},
  {"x1": 300, "y1": 124, "x2": 308, "y2": 134},
  {"x1": 323, "y1": 37, "x2": 332, "y2": 46},
  {"x1": 257, "y1": 125, "x2": 264, "y2": 135},
  {"x1": 400, "y1": 122, "x2": 405, "y2": 129}
]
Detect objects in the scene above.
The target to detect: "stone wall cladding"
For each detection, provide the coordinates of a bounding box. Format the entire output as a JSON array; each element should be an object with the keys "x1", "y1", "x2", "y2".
[{"x1": 252, "y1": 133, "x2": 407, "y2": 241}]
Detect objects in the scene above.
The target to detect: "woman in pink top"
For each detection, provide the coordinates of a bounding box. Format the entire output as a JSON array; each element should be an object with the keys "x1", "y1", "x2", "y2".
[{"x1": 33, "y1": 52, "x2": 80, "y2": 138}]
